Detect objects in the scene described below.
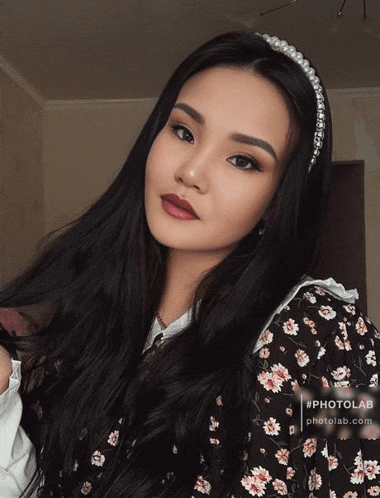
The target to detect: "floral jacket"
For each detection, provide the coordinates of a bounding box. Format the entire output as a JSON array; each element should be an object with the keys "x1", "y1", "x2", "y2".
[{"x1": 1, "y1": 280, "x2": 380, "y2": 498}]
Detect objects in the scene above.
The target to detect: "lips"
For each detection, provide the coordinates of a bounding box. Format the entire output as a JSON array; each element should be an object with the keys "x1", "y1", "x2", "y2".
[{"x1": 161, "y1": 194, "x2": 199, "y2": 221}]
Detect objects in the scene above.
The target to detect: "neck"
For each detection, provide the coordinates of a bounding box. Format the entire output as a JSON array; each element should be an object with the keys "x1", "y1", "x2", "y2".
[{"x1": 159, "y1": 249, "x2": 227, "y2": 326}]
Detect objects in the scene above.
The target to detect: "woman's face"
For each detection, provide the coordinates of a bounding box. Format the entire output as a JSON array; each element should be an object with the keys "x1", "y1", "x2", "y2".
[{"x1": 144, "y1": 66, "x2": 294, "y2": 259}]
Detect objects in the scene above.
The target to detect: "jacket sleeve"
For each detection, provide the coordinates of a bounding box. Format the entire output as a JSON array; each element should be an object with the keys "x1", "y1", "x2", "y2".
[{"x1": 0, "y1": 360, "x2": 37, "y2": 498}]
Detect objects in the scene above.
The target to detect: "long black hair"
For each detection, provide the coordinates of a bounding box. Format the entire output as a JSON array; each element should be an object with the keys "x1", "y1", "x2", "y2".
[{"x1": 0, "y1": 32, "x2": 332, "y2": 497}]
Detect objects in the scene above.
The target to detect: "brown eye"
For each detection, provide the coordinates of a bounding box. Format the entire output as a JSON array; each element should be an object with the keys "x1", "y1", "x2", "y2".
[
  {"x1": 228, "y1": 155, "x2": 261, "y2": 171},
  {"x1": 171, "y1": 124, "x2": 194, "y2": 144}
]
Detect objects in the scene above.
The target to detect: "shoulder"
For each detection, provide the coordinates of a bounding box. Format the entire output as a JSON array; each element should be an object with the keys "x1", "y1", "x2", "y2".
[{"x1": 254, "y1": 281, "x2": 380, "y2": 387}]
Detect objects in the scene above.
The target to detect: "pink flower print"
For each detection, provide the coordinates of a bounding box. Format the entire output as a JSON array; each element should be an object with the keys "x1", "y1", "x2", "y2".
[
  {"x1": 286, "y1": 467, "x2": 295, "y2": 479},
  {"x1": 354, "y1": 450, "x2": 364, "y2": 468},
  {"x1": 321, "y1": 447, "x2": 329, "y2": 460},
  {"x1": 328, "y1": 455, "x2": 339, "y2": 470},
  {"x1": 339, "y1": 321, "x2": 348, "y2": 337},
  {"x1": 335, "y1": 334, "x2": 351, "y2": 351},
  {"x1": 364, "y1": 460, "x2": 380, "y2": 480},
  {"x1": 271, "y1": 363, "x2": 291, "y2": 382},
  {"x1": 210, "y1": 438, "x2": 220, "y2": 445},
  {"x1": 366, "y1": 350, "x2": 376, "y2": 366},
  {"x1": 350, "y1": 467, "x2": 365, "y2": 484},
  {"x1": 241, "y1": 475, "x2": 266, "y2": 496},
  {"x1": 304, "y1": 292, "x2": 317, "y2": 303},
  {"x1": 258, "y1": 329, "x2": 273, "y2": 345},
  {"x1": 303, "y1": 438, "x2": 317, "y2": 457},
  {"x1": 291, "y1": 380, "x2": 300, "y2": 391},
  {"x1": 318, "y1": 305, "x2": 336, "y2": 320},
  {"x1": 344, "y1": 304, "x2": 356, "y2": 315},
  {"x1": 320, "y1": 375, "x2": 329, "y2": 387},
  {"x1": 257, "y1": 371, "x2": 283, "y2": 393},
  {"x1": 252, "y1": 466, "x2": 272, "y2": 484},
  {"x1": 275, "y1": 448, "x2": 290, "y2": 465},
  {"x1": 285, "y1": 406, "x2": 293, "y2": 416},
  {"x1": 335, "y1": 336, "x2": 344, "y2": 350},
  {"x1": 107, "y1": 430, "x2": 119, "y2": 446},
  {"x1": 194, "y1": 476, "x2": 212, "y2": 494},
  {"x1": 295, "y1": 349, "x2": 310, "y2": 367},
  {"x1": 368, "y1": 486, "x2": 380, "y2": 496},
  {"x1": 215, "y1": 395, "x2": 223, "y2": 406},
  {"x1": 209, "y1": 416, "x2": 219, "y2": 431},
  {"x1": 370, "y1": 374, "x2": 379, "y2": 387},
  {"x1": 283, "y1": 318, "x2": 299, "y2": 335},
  {"x1": 80, "y1": 481, "x2": 92, "y2": 495},
  {"x1": 343, "y1": 493, "x2": 358, "y2": 498},
  {"x1": 272, "y1": 479, "x2": 288, "y2": 495},
  {"x1": 91, "y1": 450, "x2": 105, "y2": 467},
  {"x1": 289, "y1": 425, "x2": 295, "y2": 435},
  {"x1": 356, "y1": 317, "x2": 368, "y2": 335},
  {"x1": 259, "y1": 347, "x2": 270, "y2": 359},
  {"x1": 330, "y1": 492, "x2": 337, "y2": 498},
  {"x1": 332, "y1": 366, "x2": 351, "y2": 380},
  {"x1": 317, "y1": 346, "x2": 326, "y2": 359},
  {"x1": 263, "y1": 417, "x2": 280, "y2": 436},
  {"x1": 308, "y1": 468, "x2": 322, "y2": 490}
]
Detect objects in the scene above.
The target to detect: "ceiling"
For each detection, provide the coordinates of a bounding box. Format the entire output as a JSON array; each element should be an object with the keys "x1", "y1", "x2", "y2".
[{"x1": 2, "y1": 0, "x2": 380, "y2": 100}]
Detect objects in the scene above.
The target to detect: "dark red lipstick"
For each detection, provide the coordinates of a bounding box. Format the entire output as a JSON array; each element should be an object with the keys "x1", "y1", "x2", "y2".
[{"x1": 161, "y1": 194, "x2": 199, "y2": 221}]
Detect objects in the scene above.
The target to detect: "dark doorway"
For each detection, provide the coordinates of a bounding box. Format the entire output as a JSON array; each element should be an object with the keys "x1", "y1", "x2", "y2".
[{"x1": 312, "y1": 161, "x2": 367, "y2": 313}]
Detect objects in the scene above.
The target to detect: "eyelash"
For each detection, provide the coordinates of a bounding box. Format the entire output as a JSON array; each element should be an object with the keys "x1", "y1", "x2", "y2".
[
  {"x1": 170, "y1": 123, "x2": 261, "y2": 172},
  {"x1": 227, "y1": 154, "x2": 262, "y2": 172},
  {"x1": 171, "y1": 124, "x2": 194, "y2": 143}
]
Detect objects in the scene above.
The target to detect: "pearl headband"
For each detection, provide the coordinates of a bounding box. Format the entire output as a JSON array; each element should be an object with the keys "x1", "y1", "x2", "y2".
[{"x1": 259, "y1": 34, "x2": 326, "y2": 173}]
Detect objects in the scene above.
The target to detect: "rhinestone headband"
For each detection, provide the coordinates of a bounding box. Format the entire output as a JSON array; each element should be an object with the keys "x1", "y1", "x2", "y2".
[{"x1": 259, "y1": 34, "x2": 326, "y2": 172}]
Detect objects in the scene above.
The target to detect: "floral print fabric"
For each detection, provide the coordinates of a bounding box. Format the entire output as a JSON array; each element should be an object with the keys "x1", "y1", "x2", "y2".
[
  {"x1": 5, "y1": 284, "x2": 379, "y2": 497},
  {"x1": 190, "y1": 285, "x2": 380, "y2": 497}
]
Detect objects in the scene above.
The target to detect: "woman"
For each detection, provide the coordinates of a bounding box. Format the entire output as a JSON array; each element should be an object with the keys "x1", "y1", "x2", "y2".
[{"x1": 0, "y1": 32, "x2": 379, "y2": 497}]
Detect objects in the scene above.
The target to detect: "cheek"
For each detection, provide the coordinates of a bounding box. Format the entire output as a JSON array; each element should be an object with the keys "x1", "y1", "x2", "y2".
[
  {"x1": 145, "y1": 135, "x2": 176, "y2": 188},
  {"x1": 217, "y1": 180, "x2": 277, "y2": 233}
]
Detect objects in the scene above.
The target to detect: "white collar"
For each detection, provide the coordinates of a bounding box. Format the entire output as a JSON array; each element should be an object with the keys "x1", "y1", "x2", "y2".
[
  {"x1": 143, "y1": 277, "x2": 358, "y2": 354},
  {"x1": 143, "y1": 309, "x2": 192, "y2": 353}
]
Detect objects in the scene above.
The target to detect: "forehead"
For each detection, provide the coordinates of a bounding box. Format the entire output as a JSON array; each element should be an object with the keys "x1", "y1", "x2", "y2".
[
  {"x1": 175, "y1": 66, "x2": 294, "y2": 161},
  {"x1": 177, "y1": 65, "x2": 288, "y2": 111}
]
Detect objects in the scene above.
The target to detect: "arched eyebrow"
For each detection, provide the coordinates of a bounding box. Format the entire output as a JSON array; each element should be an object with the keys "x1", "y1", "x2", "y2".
[
  {"x1": 172, "y1": 102, "x2": 277, "y2": 161},
  {"x1": 230, "y1": 133, "x2": 277, "y2": 161},
  {"x1": 173, "y1": 102, "x2": 204, "y2": 125}
]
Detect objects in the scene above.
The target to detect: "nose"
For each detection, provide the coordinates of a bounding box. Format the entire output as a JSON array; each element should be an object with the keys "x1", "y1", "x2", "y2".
[{"x1": 174, "y1": 151, "x2": 210, "y2": 193}]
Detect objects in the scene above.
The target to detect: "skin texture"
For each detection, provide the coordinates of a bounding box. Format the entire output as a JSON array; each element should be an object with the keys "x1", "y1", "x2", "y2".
[{"x1": 144, "y1": 66, "x2": 294, "y2": 324}]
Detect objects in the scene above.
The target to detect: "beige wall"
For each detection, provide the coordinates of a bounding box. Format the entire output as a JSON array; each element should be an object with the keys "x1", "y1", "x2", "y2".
[
  {"x1": 42, "y1": 99, "x2": 156, "y2": 232},
  {"x1": 0, "y1": 71, "x2": 44, "y2": 284},
  {"x1": 329, "y1": 89, "x2": 380, "y2": 326}
]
